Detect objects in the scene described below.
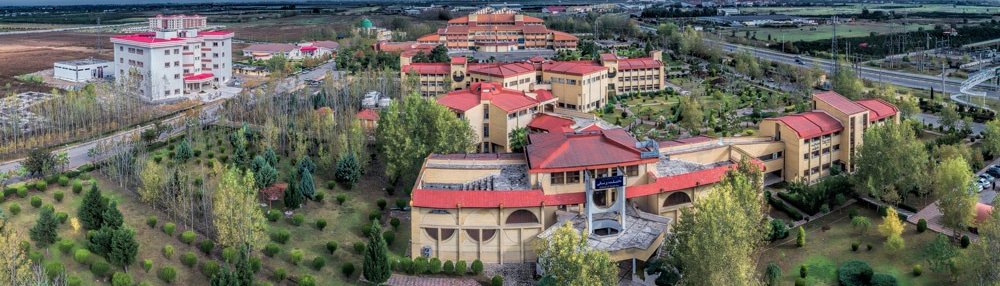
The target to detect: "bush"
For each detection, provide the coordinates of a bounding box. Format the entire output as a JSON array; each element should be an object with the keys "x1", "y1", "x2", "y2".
[
  {"x1": 57, "y1": 176, "x2": 69, "y2": 187},
  {"x1": 820, "y1": 204, "x2": 830, "y2": 213},
  {"x1": 912, "y1": 264, "x2": 923, "y2": 276},
  {"x1": 193, "y1": 150, "x2": 202, "y2": 157},
  {"x1": 29, "y1": 250, "x2": 43, "y2": 264},
  {"x1": 57, "y1": 239, "x2": 74, "y2": 254},
  {"x1": 395, "y1": 198, "x2": 407, "y2": 210},
  {"x1": 16, "y1": 187, "x2": 27, "y2": 198},
  {"x1": 961, "y1": 235, "x2": 971, "y2": 248},
  {"x1": 492, "y1": 274, "x2": 504, "y2": 286},
  {"x1": 354, "y1": 241, "x2": 366, "y2": 254},
  {"x1": 264, "y1": 243, "x2": 281, "y2": 257},
  {"x1": 146, "y1": 216, "x2": 157, "y2": 228},
  {"x1": 767, "y1": 195, "x2": 804, "y2": 220},
  {"x1": 250, "y1": 257, "x2": 261, "y2": 273},
  {"x1": 273, "y1": 230, "x2": 291, "y2": 244},
  {"x1": 796, "y1": 226, "x2": 806, "y2": 247},
  {"x1": 8, "y1": 203, "x2": 20, "y2": 215},
  {"x1": 153, "y1": 156, "x2": 163, "y2": 164},
  {"x1": 336, "y1": 194, "x2": 346, "y2": 205},
  {"x1": 143, "y1": 259, "x2": 153, "y2": 273},
  {"x1": 456, "y1": 260, "x2": 468, "y2": 276},
  {"x1": 413, "y1": 257, "x2": 428, "y2": 274},
  {"x1": 30, "y1": 196, "x2": 42, "y2": 208},
  {"x1": 769, "y1": 219, "x2": 788, "y2": 241},
  {"x1": 72, "y1": 180, "x2": 83, "y2": 194},
  {"x1": 158, "y1": 267, "x2": 177, "y2": 283},
  {"x1": 390, "y1": 217, "x2": 401, "y2": 230},
  {"x1": 838, "y1": 260, "x2": 874, "y2": 286},
  {"x1": 795, "y1": 277, "x2": 806, "y2": 286},
  {"x1": 111, "y1": 272, "x2": 133, "y2": 286},
  {"x1": 181, "y1": 231, "x2": 196, "y2": 244},
  {"x1": 800, "y1": 264, "x2": 808, "y2": 278},
  {"x1": 377, "y1": 199, "x2": 387, "y2": 210},
  {"x1": 267, "y1": 210, "x2": 281, "y2": 222},
  {"x1": 201, "y1": 260, "x2": 220, "y2": 278},
  {"x1": 222, "y1": 247, "x2": 238, "y2": 264},
  {"x1": 162, "y1": 245, "x2": 174, "y2": 259},
  {"x1": 90, "y1": 260, "x2": 111, "y2": 277},
  {"x1": 56, "y1": 212, "x2": 68, "y2": 224},
  {"x1": 181, "y1": 252, "x2": 197, "y2": 268},
  {"x1": 368, "y1": 210, "x2": 382, "y2": 221},
  {"x1": 870, "y1": 273, "x2": 899, "y2": 286},
  {"x1": 429, "y1": 257, "x2": 442, "y2": 274},
  {"x1": 312, "y1": 256, "x2": 326, "y2": 270},
  {"x1": 73, "y1": 249, "x2": 91, "y2": 264},
  {"x1": 54, "y1": 190, "x2": 64, "y2": 202},
  {"x1": 291, "y1": 214, "x2": 305, "y2": 226},
  {"x1": 471, "y1": 259, "x2": 484, "y2": 274},
  {"x1": 314, "y1": 191, "x2": 325, "y2": 203},
  {"x1": 163, "y1": 223, "x2": 176, "y2": 236},
  {"x1": 341, "y1": 262, "x2": 355, "y2": 277},
  {"x1": 289, "y1": 249, "x2": 304, "y2": 265},
  {"x1": 272, "y1": 268, "x2": 287, "y2": 281},
  {"x1": 43, "y1": 261, "x2": 64, "y2": 280},
  {"x1": 67, "y1": 275, "x2": 82, "y2": 286},
  {"x1": 326, "y1": 181, "x2": 336, "y2": 189},
  {"x1": 35, "y1": 181, "x2": 47, "y2": 192},
  {"x1": 867, "y1": 244, "x2": 873, "y2": 251},
  {"x1": 316, "y1": 218, "x2": 327, "y2": 230},
  {"x1": 326, "y1": 241, "x2": 338, "y2": 254},
  {"x1": 917, "y1": 219, "x2": 927, "y2": 233},
  {"x1": 852, "y1": 241, "x2": 860, "y2": 251},
  {"x1": 199, "y1": 239, "x2": 214, "y2": 254},
  {"x1": 444, "y1": 260, "x2": 455, "y2": 275}
]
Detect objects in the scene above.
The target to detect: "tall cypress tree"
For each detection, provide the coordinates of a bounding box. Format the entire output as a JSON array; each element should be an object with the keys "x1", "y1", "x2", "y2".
[
  {"x1": 263, "y1": 148, "x2": 278, "y2": 167},
  {"x1": 30, "y1": 207, "x2": 59, "y2": 247},
  {"x1": 284, "y1": 169, "x2": 303, "y2": 209},
  {"x1": 109, "y1": 227, "x2": 139, "y2": 271},
  {"x1": 363, "y1": 219, "x2": 390, "y2": 284},
  {"x1": 299, "y1": 169, "x2": 316, "y2": 199},
  {"x1": 102, "y1": 201, "x2": 124, "y2": 229},
  {"x1": 211, "y1": 266, "x2": 236, "y2": 286},
  {"x1": 78, "y1": 185, "x2": 108, "y2": 230}
]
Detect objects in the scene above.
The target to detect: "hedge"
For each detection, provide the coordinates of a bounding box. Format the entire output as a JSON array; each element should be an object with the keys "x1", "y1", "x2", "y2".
[
  {"x1": 767, "y1": 195, "x2": 804, "y2": 221},
  {"x1": 777, "y1": 192, "x2": 819, "y2": 216},
  {"x1": 838, "y1": 260, "x2": 874, "y2": 286}
]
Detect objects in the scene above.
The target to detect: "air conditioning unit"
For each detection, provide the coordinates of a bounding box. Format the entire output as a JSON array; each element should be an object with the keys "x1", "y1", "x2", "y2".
[{"x1": 421, "y1": 246, "x2": 433, "y2": 258}]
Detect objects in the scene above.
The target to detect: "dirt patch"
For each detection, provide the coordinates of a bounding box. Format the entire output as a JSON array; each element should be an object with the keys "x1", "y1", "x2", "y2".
[{"x1": 0, "y1": 31, "x2": 113, "y2": 95}]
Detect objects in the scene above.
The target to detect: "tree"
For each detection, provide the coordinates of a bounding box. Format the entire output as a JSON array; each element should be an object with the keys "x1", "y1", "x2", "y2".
[
  {"x1": 335, "y1": 153, "x2": 362, "y2": 189},
  {"x1": 934, "y1": 157, "x2": 977, "y2": 238},
  {"x1": 78, "y1": 185, "x2": 108, "y2": 230},
  {"x1": 878, "y1": 206, "x2": 905, "y2": 252},
  {"x1": 138, "y1": 161, "x2": 164, "y2": 206},
  {"x1": 263, "y1": 148, "x2": 279, "y2": 168},
  {"x1": 30, "y1": 207, "x2": 59, "y2": 248},
  {"x1": 231, "y1": 127, "x2": 249, "y2": 167},
  {"x1": 54, "y1": 151, "x2": 69, "y2": 172},
  {"x1": 508, "y1": 127, "x2": 528, "y2": 153},
  {"x1": 108, "y1": 227, "x2": 139, "y2": 271},
  {"x1": 796, "y1": 226, "x2": 806, "y2": 247},
  {"x1": 296, "y1": 156, "x2": 316, "y2": 178},
  {"x1": 923, "y1": 234, "x2": 958, "y2": 272},
  {"x1": 536, "y1": 221, "x2": 617, "y2": 286},
  {"x1": 102, "y1": 201, "x2": 124, "y2": 229},
  {"x1": 765, "y1": 262, "x2": 782, "y2": 286},
  {"x1": 283, "y1": 169, "x2": 304, "y2": 209},
  {"x1": 411, "y1": 51, "x2": 429, "y2": 63},
  {"x1": 0, "y1": 227, "x2": 32, "y2": 284},
  {"x1": 254, "y1": 163, "x2": 278, "y2": 190},
  {"x1": 213, "y1": 166, "x2": 268, "y2": 252},
  {"x1": 851, "y1": 216, "x2": 873, "y2": 235},
  {"x1": 672, "y1": 158, "x2": 768, "y2": 286},
  {"x1": 377, "y1": 93, "x2": 476, "y2": 186},
  {"x1": 298, "y1": 169, "x2": 316, "y2": 199},
  {"x1": 429, "y1": 44, "x2": 450, "y2": 63},
  {"x1": 363, "y1": 219, "x2": 391, "y2": 284},
  {"x1": 854, "y1": 121, "x2": 929, "y2": 205},
  {"x1": 678, "y1": 95, "x2": 704, "y2": 133},
  {"x1": 831, "y1": 61, "x2": 864, "y2": 100},
  {"x1": 938, "y1": 104, "x2": 960, "y2": 132},
  {"x1": 983, "y1": 118, "x2": 1000, "y2": 156},
  {"x1": 961, "y1": 197, "x2": 1000, "y2": 284},
  {"x1": 175, "y1": 139, "x2": 193, "y2": 163},
  {"x1": 21, "y1": 149, "x2": 54, "y2": 177}
]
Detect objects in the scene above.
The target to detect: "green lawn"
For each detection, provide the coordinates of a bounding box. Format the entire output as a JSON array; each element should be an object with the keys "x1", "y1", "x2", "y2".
[
  {"x1": 739, "y1": 4, "x2": 999, "y2": 16},
  {"x1": 760, "y1": 205, "x2": 955, "y2": 286},
  {"x1": 741, "y1": 23, "x2": 934, "y2": 43}
]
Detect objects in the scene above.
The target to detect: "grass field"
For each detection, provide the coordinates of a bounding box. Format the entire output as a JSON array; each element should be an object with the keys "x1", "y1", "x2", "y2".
[
  {"x1": 740, "y1": 4, "x2": 1000, "y2": 16},
  {"x1": 740, "y1": 22, "x2": 935, "y2": 43},
  {"x1": 759, "y1": 205, "x2": 955, "y2": 286}
]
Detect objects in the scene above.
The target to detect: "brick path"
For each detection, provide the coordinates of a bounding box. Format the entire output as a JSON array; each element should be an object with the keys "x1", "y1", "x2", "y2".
[
  {"x1": 384, "y1": 274, "x2": 481, "y2": 286},
  {"x1": 908, "y1": 202, "x2": 978, "y2": 240}
]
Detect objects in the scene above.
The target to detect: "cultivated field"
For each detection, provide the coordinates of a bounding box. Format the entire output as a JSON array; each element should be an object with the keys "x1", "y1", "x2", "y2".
[
  {"x1": 0, "y1": 31, "x2": 112, "y2": 95},
  {"x1": 741, "y1": 22, "x2": 935, "y2": 43},
  {"x1": 740, "y1": 4, "x2": 999, "y2": 16}
]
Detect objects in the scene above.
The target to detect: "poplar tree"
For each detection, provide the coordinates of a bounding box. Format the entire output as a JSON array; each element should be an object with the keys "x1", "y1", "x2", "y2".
[{"x1": 213, "y1": 166, "x2": 267, "y2": 252}]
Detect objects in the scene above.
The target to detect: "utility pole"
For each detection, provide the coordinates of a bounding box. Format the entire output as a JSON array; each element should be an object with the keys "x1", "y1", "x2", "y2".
[{"x1": 831, "y1": 16, "x2": 838, "y2": 74}]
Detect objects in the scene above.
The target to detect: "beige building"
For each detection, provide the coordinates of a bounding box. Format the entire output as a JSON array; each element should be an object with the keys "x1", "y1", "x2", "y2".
[
  {"x1": 408, "y1": 91, "x2": 898, "y2": 269},
  {"x1": 436, "y1": 82, "x2": 558, "y2": 153},
  {"x1": 412, "y1": 7, "x2": 578, "y2": 52}
]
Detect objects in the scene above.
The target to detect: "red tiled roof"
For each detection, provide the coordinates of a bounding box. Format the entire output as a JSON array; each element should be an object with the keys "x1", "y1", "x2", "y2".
[
  {"x1": 855, "y1": 99, "x2": 898, "y2": 121},
  {"x1": 600, "y1": 53, "x2": 618, "y2": 62},
  {"x1": 183, "y1": 73, "x2": 214, "y2": 81},
  {"x1": 243, "y1": 43, "x2": 297, "y2": 53},
  {"x1": 581, "y1": 125, "x2": 603, "y2": 132},
  {"x1": 529, "y1": 56, "x2": 546, "y2": 63},
  {"x1": 402, "y1": 63, "x2": 450, "y2": 75},
  {"x1": 765, "y1": 111, "x2": 843, "y2": 139},
  {"x1": 311, "y1": 40, "x2": 339, "y2": 50},
  {"x1": 468, "y1": 62, "x2": 536, "y2": 77},
  {"x1": 551, "y1": 31, "x2": 578, "y2": 41},
  {"x1": 618, "y1": 58, "x2": 663, "y2": 70},
  {"x1": 541, "y1": 60, "x2": 607, "y2": 76},
  {"x1": 437, "y1": 82, "x2": 540, "y2": 113},
  {"x1": 356, "y1": 109, "x2": 378, "y2": 121},
  {"x1": 625, "y1": 163, "x2": 733, "y2": 199},
  {"x1": 522, "y1": 25, "x2": 549, "y2": 34},
  {"x1": 300, "y1": 46, "x2": 318, "y2": 52},
  {"x1": 417, "y1": 34, "x2": 440, "y2": 42},
  {"x1": 526, "y1": 128, "x2": 654, "y2": 172},
  {"x1": 659, "y1": 136, "x2": 714, "y2": 148},
  {"x1": 814, "y1": 91, "x2": 867, "y2": 114},
  {"x1": 533, "y1": 89, "x2": 555, "y2": 102},
  {"x1": 528, "y1": 113, "x2": 575, "y2": 133},
  {"x1": 975, "y1": 203, "x2": 994, "y2": 225},
  {"x1": 450, "y1": 57, "x2": 467, "y2": 64},
  {"x1": 112, "y1": 34, "x2": 185, "y2": 44}
]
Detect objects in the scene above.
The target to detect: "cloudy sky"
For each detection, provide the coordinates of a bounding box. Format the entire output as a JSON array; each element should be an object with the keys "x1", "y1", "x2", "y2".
[{"x1": 2, "y1": 0, "x2": 330, "y2": 6}]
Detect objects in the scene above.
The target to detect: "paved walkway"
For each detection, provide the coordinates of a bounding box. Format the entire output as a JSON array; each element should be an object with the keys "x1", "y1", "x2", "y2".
[
  {"x1": 908, "y1": 202, "x2": 978, "y2": 240},
  {"x1": 385, "y1": 274, "x2": 481, "y2": 286}
]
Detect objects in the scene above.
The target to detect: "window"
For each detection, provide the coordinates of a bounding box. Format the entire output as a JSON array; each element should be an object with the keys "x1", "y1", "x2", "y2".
[
  {"x1": 174, "y1": 61, "x2": 180, "y2": 67},
  {"x1": 803, "y1": 170, "x2": 809, "y2": 177},
  {"x1": 833, "y1": 144, "x2": 840, "y2": 151},
  {"x1": 566, "y1": 171, "x2": 580, "y2": 184},
  {"x1": 174, "y1": 49, "x2": 179, "y2": 54},
  {"x1": 164, "y1": 63, "x2": 170, "y2": 68},
  {"x1": 483, "y1": 125, "x2": 489, "y2": 137},
  {"x1": 822, "y1": 163, "x2": 831, "y2": 170},
  {"x1": 822, "y1": 147, "x2": 830, "y2": 154},
  {"x1": 551, "y1": 172, "x2": 565, "y2": 185},
  {"x1": 174, "y1": 89, "x2": 180, "y2": 94},
  {"x1": 506, "y1": 210, "x2": 539, "y2": 224},
  {"x1": 466, "y1": 229, "x2": 497, "y2": 242},
  {"x1": 164, "y1": 50, "x2": 170, "y2": 55},
  {"x1": 803, "y1": 154, "x2": 808, "y2": 160},
  {"x1": 626, "y1": 165, "x2": 638, "y2": 177},
  {"x1": 811, "y1": 167, "x2": 820, "y2": 174},
  {"x1": 662, "y1": 192, "x2": 691, "y2": 208},
  {"x1": 165, "y1": 90, "x2": 171, "y2": 95},
  {"x1": 483, "y1": 105, "x2": 489, "y2": 119},
  {"x1": 811, "y1": 151, "x2": 819, "y2": 158},
  {"x1": 119, "y1": 58, "x2": 123, "y2": 63},
  {"x1": 174, "y1": 74, "x2": 180, "y2": 79}
]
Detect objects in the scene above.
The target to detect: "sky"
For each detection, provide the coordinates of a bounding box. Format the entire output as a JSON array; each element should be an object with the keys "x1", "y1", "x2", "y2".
[{"x1": 0, "y1": 0, "x2": 345, "y2": 6}]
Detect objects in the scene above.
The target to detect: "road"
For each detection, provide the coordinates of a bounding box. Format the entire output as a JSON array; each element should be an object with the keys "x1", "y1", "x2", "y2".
[{"x1": 0, "y1": 61, "x2": 338, "y2": 180}]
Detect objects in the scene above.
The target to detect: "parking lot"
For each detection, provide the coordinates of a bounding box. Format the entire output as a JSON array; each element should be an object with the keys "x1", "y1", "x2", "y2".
[{"x1": 976, "y1": 164, "x2": 999, "y2": 205}]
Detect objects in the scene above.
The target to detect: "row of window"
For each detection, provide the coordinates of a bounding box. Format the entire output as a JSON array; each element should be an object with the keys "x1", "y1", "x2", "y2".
[
  {"x1": 804, "y1": 132, "x2": 840, "y2": 143},
  {"x1": 121, "y1": 47, "x2": 145, "y2": 55},
  {"x1": 164, "y1": 88, "x2": 181, "y2": 96},
  {"x1": 619, "y1": 75, "x2": 659, "y2": 82},
  {"x1": 617, "y1": 84, "x2": 660, "y2": 93},
  {"x1": 506, "y1": 106, "x2": 539, "y2": 119},
  {"x1": 550, "y1": 166, "x2": 640, "y2": 185},
  {"x1": 802, "y1": 144, "x2": 841, "y2": 159},
  {"x1": 802, "y1": 160, "x2": 842, "y2": 177}
]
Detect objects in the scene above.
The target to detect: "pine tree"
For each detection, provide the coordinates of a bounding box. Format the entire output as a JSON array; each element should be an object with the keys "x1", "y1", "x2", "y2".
[
  {"x1": 78, "y1": 185, "x2": 108, "y2": 230},
  {"x1": 88, "y1": 226, "x2": 113, "y2": 256},
  {"x1": 284, "y1": 169, "x2": 304, "y2": 209},
  {"x1": 263, "y1": 148, "x2": 278, "y2": 167},
  {"x1": 255, "y1": 164, "x2": 278, "y2": 190},
  {"x1": 297, "y1": 156, "x2": 316, "y2": 177},
  {"x1": 175, "y1": 139, "x2": 193, "y2": 163},
  {"x1": 249, "y1": 156, "x2": 267, "y2": 175},
  {"x1": 30, "y1": 207, "x2": 59, "y2": 247},
  {"x1": 299, "y1": 169, "x2": 316, "y2": 199},
  {"x1": 109, "y1": 227, "x2": 139, "y2": 271},
  {"x1": 211, "y1": 266, "x2": 237, "y2": 286},
  {"x1": 102, "y1": 201, "x2": 124, "y2": 229},
  {"x1": 336, "y1": 153, "x2": 362, "y2": 189},
  {"x1": 363, "y1": 219, "x2": 391, "y2": 284},
  {"x1": 233, "y1": 141, "x2": 249, "y2": 167},
  {"x1": 233, "y1": 247, "x2": 253, "y2": 286}
]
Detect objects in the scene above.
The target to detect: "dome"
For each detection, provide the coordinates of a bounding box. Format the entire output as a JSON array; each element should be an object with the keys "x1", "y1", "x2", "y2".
[{"x1": 360, "y1": 18, "x2": 373, "y2": 29}]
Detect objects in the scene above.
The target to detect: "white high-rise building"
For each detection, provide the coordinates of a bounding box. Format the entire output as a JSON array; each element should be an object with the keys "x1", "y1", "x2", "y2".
[{"x1": 112, "y1": 29, "x2": 233, "y2": 102}]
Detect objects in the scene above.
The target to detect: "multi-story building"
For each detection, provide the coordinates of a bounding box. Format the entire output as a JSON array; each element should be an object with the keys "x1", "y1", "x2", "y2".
[
  {"x1": 436, "y1": 82, "x2": 558, "y2": 153},
  {"x1": 412, "y1": 7, "x2": 578, "y2": 52},
  {"x1": 408, "y1": 91, "x2": 897, "y2": 269},
  {"x1": 112, "y1": 29, "x2": 233, "y2": 102},
  {"x1": 148, "y1": 14, "x2": 207, "y2": 31}
]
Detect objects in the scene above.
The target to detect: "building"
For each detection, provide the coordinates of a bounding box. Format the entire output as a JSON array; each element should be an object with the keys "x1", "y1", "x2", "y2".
[
  {"x1": 112, "y1": 29, "x2": 234, "y2": 102},
  {"x1": 436, "y1": 82, "x2": 558, "y2": 153},
  {"x1": 53, "y1": 59, "x2": 112, "y2": 82},
  {"x1": 412, "y1": 7, "x2": 578, "y2": 52},
  {"x1": 148, "y1": 14, "x2": 207, "y2": 31},
  {"x1": 542, "y1": 6, "x2": 566, "y2": 14},
  {"x1": 242, "y1": 41, "x2": 339, "y2": 61},
  {"x1": 407, "y1": 91, "x2": 897, "y2": 267},
  {"x1": 401, "y1": 52, "x2": 665, "y2": 104},
  {"x1": 718, "y1": 8, "x2": 741, "y2": 16},
  {"x1": 232, "y1": 64, "x2": 269, "y2": 77},
  {"x1": 355, "y1": 18, "x2": 395, "y2": 42}
]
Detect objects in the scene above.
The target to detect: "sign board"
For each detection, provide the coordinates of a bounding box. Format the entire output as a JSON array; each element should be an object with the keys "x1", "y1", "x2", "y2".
[{"x1": 594, "y1": 176, "x2": 625, "y2": 189}]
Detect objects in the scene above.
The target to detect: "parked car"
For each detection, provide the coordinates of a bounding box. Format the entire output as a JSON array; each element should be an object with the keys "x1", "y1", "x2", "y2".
[
  {"x1": 978, "y1": 173, "x2": 994, "y2": 182},
  {"x1": 987, "y1": 168, "x2": 1000, "y2": 177}
]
